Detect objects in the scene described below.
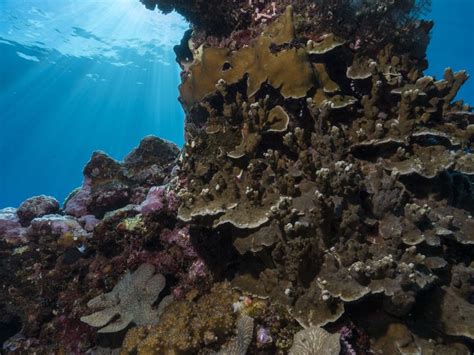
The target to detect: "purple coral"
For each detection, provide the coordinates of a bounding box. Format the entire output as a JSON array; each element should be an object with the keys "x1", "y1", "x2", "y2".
[
  {"x1": 161, "y1": 227, "x2": 196, "y2": 258},
  {"x1": 17, "y1": 195, "x2": 60, "y2": 226},
  {"x1": 140, "y1": 186, "x2": 165, "y2": 215},
  {"x1": 257, "y1": 327, "x2": 273, "y2": 347},
  {"x1": 64, "y1": 178, "x2": 92, "y2": 218},
  {"x1": 78, "y1": 214, "x2": 100, "y2": 232},
  {"x1": 0, "y1": 207, "x2": 27, "y2": 245},
  {"x1": 188, "y1": 259, "x2": 208, "y2": 281},
  {"x1": 28, "y1": 214, "x2": 88, "y2": 239},
  {"x1": 140, "y1": 186, "x2": 179, "y2": 216},
  {"x1": 340, "y1": 326, "x2": 357, "y2": 355}
]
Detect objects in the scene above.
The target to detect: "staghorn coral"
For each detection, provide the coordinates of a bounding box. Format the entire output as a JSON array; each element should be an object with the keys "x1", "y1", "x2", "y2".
[{"x1": 81, "y1": 263, "x2": 171, "y2": 333}]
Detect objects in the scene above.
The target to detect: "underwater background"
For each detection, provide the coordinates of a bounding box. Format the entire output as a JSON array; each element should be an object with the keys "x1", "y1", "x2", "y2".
[{"x1": 0, "y1": 0, "x2": 473, "y2": 208}]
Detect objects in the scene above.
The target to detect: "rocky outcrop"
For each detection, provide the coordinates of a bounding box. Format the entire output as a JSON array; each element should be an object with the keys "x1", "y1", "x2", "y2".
[
  {"x1": 64, "y1": 135, "x2": 179, "y2": 218},
  {"x1": 0, "y1": 136, "x2": 192, "y2": 353},
  {"x1": 17, "y1": 195, "x2": 60, "y2": 226}
]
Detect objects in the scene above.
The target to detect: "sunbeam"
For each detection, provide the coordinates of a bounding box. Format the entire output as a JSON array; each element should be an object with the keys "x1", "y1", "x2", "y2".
[{"x1": 0, "y1": 0, "x2": 188, "y2": 207}]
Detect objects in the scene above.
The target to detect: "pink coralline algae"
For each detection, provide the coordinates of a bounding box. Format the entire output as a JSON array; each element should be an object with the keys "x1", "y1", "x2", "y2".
[
  {"x1": 132, "y1": 226, "x2": 211, "y2": 298},
  {"x1": 256, "y1": 327, "x2": 273, "y2": 346},
  {"x1": 0, "y1": 207, "x2": 27, "y2": 245},
  {"x1": 28, "y1": 214, "x2": 89, "y2": 239},
  {"x1": 135, "y1": 250, "x2": 180, "y2": 275},
  {"x1": 16, "y1": 195, "x2": 60, "y2": 226},
  {"x1": 92, "y1": 183, "x2": 130, "y2": 213},
  {"x1": 188, "y1": 259, "x2": 208, "y2": 281},
  {"x1": 140, "y1": 186, "x2": 179, "y2": 216},
  {"x1": 78, "y1": 215, "x2": 100, "y2": 232},
  {"x1": 55, "y1": 315, "x2": 95, "y2": 354},
  {"x1": 160, "y1": 227, "x2": 196, "y2": 258},
  {"x1": 339, "y1": 326, "x2": 357, "y2": 355},
  {"x1": 64, "y1": 178, "x2": 92, "y2": 218},
  {"x1": 66, "y1": 136, "x2": 179, "y2": 218}
]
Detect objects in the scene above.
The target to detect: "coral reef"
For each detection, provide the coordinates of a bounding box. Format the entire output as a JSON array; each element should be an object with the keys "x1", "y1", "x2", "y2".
[
  {"x1": 141, "y1": 0, "x2": 431, "y2": 56},
  {"x1": 0, "y1": 208, "x2": 27, "y2": 245},
  {"x1": 0, "y1": 136, "x2": 192, "y2": 353},
  {"x1": 1, "y1": 0, "x2": 474, "y2": 354},
  {"x1": 218, "y1": 314, "x2": 254, "y2": 355},
  {"x1": 120, "y1": 282, "x2": 238, "y2": 354},
  {"x1": 151, "y1": 0, "x2": 472, "y2": 353},
  {"x1": 65, "y1": 135, "x2": 178, "y2": 218},
  {"x1": 16, "y1": 195, "x2": 60, "y2": 226}
]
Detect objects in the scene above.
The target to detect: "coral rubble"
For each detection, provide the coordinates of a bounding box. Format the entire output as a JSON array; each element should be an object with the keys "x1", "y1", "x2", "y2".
[{"x1": 1, "y1": 0, "x2": 473, "y2": 354}]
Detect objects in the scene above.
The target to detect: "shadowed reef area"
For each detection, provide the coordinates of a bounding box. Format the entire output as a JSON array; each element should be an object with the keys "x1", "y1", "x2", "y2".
[{"x1": 1, "y1": 0, "x2": 473, "y2": 353}]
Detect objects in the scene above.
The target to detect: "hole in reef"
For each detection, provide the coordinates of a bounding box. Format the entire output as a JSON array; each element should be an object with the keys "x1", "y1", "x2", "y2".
[
  {"x1": 0, "y1": 309, "x2": 22, "y2": 346},
  {"x1": 222, "y1": 62, "x2": 232, "y2": 71},
  {"x1": 174, "y1": 29, "x2": 194, "y2": 64}
]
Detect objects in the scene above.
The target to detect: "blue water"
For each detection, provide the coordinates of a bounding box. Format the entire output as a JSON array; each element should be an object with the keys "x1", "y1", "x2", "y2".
[
  {"x1": 0, "y1": 0, "x2": 188, "y2": 207},
  {"x1": 0, "y1": 0, "x2": 473, "y2": 208},
  {"x1": 425, "y1": 0, "x2": 474, "y2": 102}
]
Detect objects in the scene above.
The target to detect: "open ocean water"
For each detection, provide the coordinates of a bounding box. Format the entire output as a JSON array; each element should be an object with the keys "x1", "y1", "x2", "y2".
[{"x1": 0, "y1": 0, "x2": 473, "y2": 208}]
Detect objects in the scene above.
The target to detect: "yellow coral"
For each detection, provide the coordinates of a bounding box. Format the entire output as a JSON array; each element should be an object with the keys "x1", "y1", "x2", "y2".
[
  {"x1": 180, "y1": 6, "x2": 317, "y2": 108},
  {"x1": 121, "y1": 282, "x2": 239, "y2": 355},
  {"x1": 117, "y1": 215, "x2": 144, "y2": 233}
]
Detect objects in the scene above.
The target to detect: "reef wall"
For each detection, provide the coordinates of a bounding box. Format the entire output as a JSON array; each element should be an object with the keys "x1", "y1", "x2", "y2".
[
  {"x1": 1, "y1": 0, "x2": 473, "y2": 353},
  {"x1": 145, "y1": 0, "x2": 474, "y2": 352}
]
